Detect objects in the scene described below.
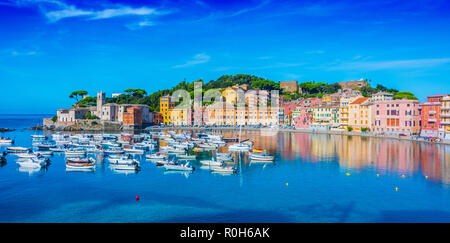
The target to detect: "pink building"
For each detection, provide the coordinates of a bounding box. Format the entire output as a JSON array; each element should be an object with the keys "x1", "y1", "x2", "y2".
[
  {"x1": 293, "y1": 98, "x2": 322, "y2": 129},
  {"x1": 373, "y1": 99, "x2": 421, "y2": 135},
  {"x1": 420, "y1": 95, "x2": 445, "y2": 137},
  {"x1": 279, "y1": 102, "x2": 298, "y2": 126},
  {"x1": 193, "y1": 107, "x2": 205, "y2": 126}
]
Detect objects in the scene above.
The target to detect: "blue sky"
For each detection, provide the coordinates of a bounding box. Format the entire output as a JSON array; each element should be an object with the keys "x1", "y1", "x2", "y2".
[{"x1": 0, "y1": 0, "x2": 450, "y2": 114}]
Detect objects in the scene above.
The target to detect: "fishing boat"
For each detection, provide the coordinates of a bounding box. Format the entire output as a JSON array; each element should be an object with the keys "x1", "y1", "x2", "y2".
[
  {"x1": 7, "y1": 147, "x2": 30, "y2": 153},
  {"x1": 66, "y1": 157, "x2": 96, "y2": 164},
  {"x1": 35, "y1": 143, "x2": 56, "y2": 151},
  {"x1": 164, "y1": 162, "x2": 194, "y2": 171},
  {"x1": 65, "y1": 158, "x2": 96, "y2": 170}
]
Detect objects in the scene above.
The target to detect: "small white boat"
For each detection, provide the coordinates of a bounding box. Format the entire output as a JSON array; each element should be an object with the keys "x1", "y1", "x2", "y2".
[
  {"x1": 146, "y1": 153, "x2": 167, "y2": 160},
  {"x1": 110, "y1": 164, "x2": 139, "y2": 171},
  {"x1": 199, "y1": 159, "x2": 223, "y2": 167},
  {"x1": 167, "y1": 148, "x2": 186, "y2": 154},
  {"x1": 65, "y1": 162, "x2": 95, "y2": 170},
  {"x1": 164, "y1": 162, "x2": 194, "y2": 171},
  {"x1": 177, "y1": 154, "x2": 196, "y2": 160},
  {"x1": 65, "y1": 150, "x2": 86, "y2": 157},
  {"x1": 49, "y1": 147, "x2": 65, "y2": 152},
  {"x1": 123, "y1": 148, "x2": 145, "y2": 155},
  {"x1": 31, "y1": 135, "x2": 47, "y2": 140},
  {"x1": 249, "y1": 154, "x2": 274, "y2": 161},
  {"x1": 109, "y1": 157, "x2": 139, "y2": 166},
  {"x1": 228, "y1": 143, "x2": 251, "y2": 152},
  {"x1": 211, "y1": 166, "x2": 236, "y2": 174},
  {"x1": 17, "y1": 158, "x2": 48, "y2": 168}
]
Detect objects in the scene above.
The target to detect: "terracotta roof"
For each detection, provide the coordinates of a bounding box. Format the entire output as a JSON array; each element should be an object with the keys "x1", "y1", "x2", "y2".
[{"x1": 350, "y1": 97, "x2": 369, "y2": 105}]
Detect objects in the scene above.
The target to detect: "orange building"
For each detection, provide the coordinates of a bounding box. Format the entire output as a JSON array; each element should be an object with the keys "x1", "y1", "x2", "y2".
[
  {"x1": 123, "y1": 106, "x2": 143, "y2": 127},
  {"x1": 153, "y1": 112, "x2": 163, "y2": 125}
]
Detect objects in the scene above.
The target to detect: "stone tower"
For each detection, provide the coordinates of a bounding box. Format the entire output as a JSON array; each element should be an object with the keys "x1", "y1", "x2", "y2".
[{"x1": 97, "y1": 91, "x2": 105, "y2": 117}]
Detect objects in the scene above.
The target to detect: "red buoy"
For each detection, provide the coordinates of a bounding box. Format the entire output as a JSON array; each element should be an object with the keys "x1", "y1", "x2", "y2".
[{"x1": 136, "y1": 195, "x2": 140, "y2": 201}]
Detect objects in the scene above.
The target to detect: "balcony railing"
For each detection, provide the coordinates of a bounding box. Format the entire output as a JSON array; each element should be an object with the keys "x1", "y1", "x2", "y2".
[
  {"x1": 442, "y1": 107, "x2": 450, "y2": 111},
  {"x1": 441, "y1": 121, "x2": 450, "y2": 125},
  {"x1": 441, "y1": 114, "x2": 450, "y2": 118},
  {"x1": 429, "y1": 111, "x2": 436, "y2": 115},
  {"x1": 428, "y1": 119, "x2": 437, "y2": 123}
]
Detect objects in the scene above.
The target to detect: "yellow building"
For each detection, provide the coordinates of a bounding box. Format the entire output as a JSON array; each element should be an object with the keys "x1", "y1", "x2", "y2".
[
  {"x1": 339, "y1": 96, "x2": 362, "y2": 129},
  {"x1": 221, "y1": 84, "x2": 250, "y2": 104},
  {"x1": 170, "y1": 108, "x2": 192, "y2": 126},
  {"x1": 222, "y1": 87, "x2": 238, "y2": 104},
  {"x1": 159, "y1": 96, "x2": 174, "y2": 125},
  {"x1": 348, "y1": 97, "x2": 374, "y2": 131}
]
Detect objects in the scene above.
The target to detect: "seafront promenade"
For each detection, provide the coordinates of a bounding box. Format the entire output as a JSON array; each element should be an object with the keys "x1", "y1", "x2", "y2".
[{"x1": 145, "y1": 126, "x2": 450, "y2": 146}]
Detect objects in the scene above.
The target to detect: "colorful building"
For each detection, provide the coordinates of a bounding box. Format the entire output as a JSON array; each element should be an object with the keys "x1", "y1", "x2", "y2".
[
  {"x1": 123, "y1": 106, "x2": 143, "y2": 127},
  {"x1": 348, "y1": 97, "x2": 374, "y2": 131},
  {"x1": 373, "y1": 99, "x2": 421, "y2": 135},
  {"x1": 170, "y1": 108, "x2": 192, "y2": 126},
  {"x1": 159, "y1": 96, "x2": 174, "y2": 125},
  {"x1": 339, "y1": 96, "x2": 361, "y2": 130},
  {"x1": 440, "y1": 96, "x2": 450, "y2": 140},
  {"x1": 371, "y1": 92, "x2": 394, "y2": 102},
  {"x1": 420, "y1": 95, "x2": 444, "y2": 137}
]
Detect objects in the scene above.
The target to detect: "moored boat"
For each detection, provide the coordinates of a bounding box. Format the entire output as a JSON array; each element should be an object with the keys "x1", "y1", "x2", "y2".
[
  {"x1": 7, "y1": 147, "x2": 30, "y2": 153},
  {"x1": 164, "y1": 162, "x2": 194, "y2": 171}
]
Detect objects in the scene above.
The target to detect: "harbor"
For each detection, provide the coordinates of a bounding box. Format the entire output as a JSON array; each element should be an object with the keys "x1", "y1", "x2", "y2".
[{"x1": 0, "y1": 114, "x2": 450, "y2": 223}]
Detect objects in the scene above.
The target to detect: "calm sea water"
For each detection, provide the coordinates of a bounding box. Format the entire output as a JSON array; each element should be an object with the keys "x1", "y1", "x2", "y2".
[{"x1": 1, "y1": 114, "x2": 450, "y2": 222}]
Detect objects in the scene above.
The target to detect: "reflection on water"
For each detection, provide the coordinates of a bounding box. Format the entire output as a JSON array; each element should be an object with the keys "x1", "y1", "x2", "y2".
[{"x1": 202, "y1": 129, "x2": 450, "y2": 186}]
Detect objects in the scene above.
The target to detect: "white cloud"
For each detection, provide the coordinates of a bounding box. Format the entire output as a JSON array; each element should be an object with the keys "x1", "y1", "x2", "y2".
[
  {"x1": 7, "y1": 0, "x2": 165, "y2": 22},
  {"x1": 173, "y1": 53, "x2": 210, "y2": 68},
  {"x1": 91, "y1": 7, "x2": 158, "y2": 20},
  {"x1": 10, "y1": 50, "x2": 39, "y2": 56},
  {"x1": 328, "y1": 58, "x2": 450, "y2": 71},
  {"x1": 126, "y1": 20, "x2": 156, "y2": 30},
  {"x1": 45, "y1": 6, "x2": 92, "y2": 22}
]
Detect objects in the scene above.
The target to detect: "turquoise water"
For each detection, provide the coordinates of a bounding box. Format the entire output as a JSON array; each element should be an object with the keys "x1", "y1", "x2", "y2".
[{"x1": 1, "y1": 115, "x2": 450, "y2": 222}]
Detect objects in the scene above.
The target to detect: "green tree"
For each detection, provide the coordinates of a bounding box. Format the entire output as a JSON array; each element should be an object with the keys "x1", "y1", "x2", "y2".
[
  {"x1": 393, "y1": 91, "x2": 418, "y2": 100},
  {"x1": 69, "y1": 91, "x2": 88, "y2": 102}
]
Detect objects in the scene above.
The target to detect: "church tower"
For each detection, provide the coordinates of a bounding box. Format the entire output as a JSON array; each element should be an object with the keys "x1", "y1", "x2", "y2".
[{"x1": 97, "y1": 91, "x2": 105, "y2": 118}]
